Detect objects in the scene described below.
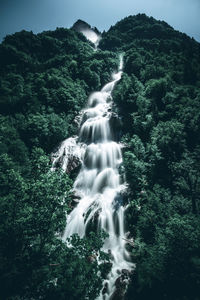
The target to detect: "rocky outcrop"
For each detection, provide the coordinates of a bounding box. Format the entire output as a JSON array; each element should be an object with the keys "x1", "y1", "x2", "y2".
[
  {"x1": 51, "y1": 137, "x2": 85, "y2": 173},
  {"x1": 72, "y1": 19, "x2": 100, "y2": 35},
  {"x1": 72, "y1": 20, "x2": 101, "y2": 47},
  {"x1": 110, "y1": 269, "x2": 132, "y2": 300},
  {"x1": 109, "y1": 112, "x2": 122, "y2": 141}
]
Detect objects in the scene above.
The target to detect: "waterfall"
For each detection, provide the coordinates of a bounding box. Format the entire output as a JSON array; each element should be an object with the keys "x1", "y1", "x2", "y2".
[
  {"x1": 53, "y1": 55, "x2": 134, "y2": 299},
  {"x1": 79, "y1": 28, "x2": 101, "y2": 49}
]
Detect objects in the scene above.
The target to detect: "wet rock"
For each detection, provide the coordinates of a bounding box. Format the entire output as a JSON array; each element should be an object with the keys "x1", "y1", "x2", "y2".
[
  {"x1": 51, "y1": 137, "x2": 85, "y2": 174},
  {"x1": 115, "y1": 276, "x2": 125, "y2": 288},
  {"x1": 109, "y1": 113, "x2": 122, "y2": 140},
  {"x1": 67, "y1": 155, "x2": 81, "y2": 173},
  {"x1": 74, "y1": 112, "x2": 83, "y2": 126},
  {"x1": 71, "y1": 192, "x2": 81, "y2": 200},
  {"x1": 110, "y1": 270, "x2": 133, "y2": 300},
  {"x1": 111, "y1": 279, "x2": 126, "y2": 300},
  {"x1": 102, "y1": 282, "x2": 108, "y2": 295},
  {"x1": 113, "y1": 193, "x2": 124, "y2": 210},
  {"x1": 71, "y1": 192, "x2": 81, "y2": 204},
  {"x1": 111, "y1": 291, "x2": 124, "y2": 300},
  {"x1": 108, "y1": 249, "x2": 114, "y2": 260},
  {"x1": 87, "y1": 253, "x2": 97, "y2": 263},
  {"x1": 122, "y1": 269, "x2": 131, "y2": 277}
]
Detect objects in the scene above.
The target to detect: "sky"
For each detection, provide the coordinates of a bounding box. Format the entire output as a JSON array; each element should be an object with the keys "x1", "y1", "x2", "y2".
[{"x1": 0, "y1": 0, "x2": 200, "y2": 42}]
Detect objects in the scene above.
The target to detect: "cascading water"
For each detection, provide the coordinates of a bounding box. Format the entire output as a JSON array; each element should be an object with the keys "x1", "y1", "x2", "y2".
[{"x1": 54, "y1": 55, "x2": 134, "y2": 299}]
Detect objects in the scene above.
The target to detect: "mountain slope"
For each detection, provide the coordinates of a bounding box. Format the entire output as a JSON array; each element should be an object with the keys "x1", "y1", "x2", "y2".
[
  {"x1": 0, "y1": 14, "x2": 200, "y2": 300},
  {"x1": 0, "y1": 27, "x2": 118, "y2": 299},
  {"x1": 100, "y1": 14, "x2": 200, "y2": 300}
]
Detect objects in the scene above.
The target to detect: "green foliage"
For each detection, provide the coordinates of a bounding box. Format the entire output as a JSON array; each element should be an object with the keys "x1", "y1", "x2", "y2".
[
  {"x1": 0, "y1": 26, "x2": 117, "y2": 299},
  {"x1": 46, "y1": 232, "x2": 111, "y2": 300},
  {"x1": 1, "y1": 13, "x2": 200, "y2": 300},
  {"x1": 21, "y1": 112, "x2": 69, "y2": 151},
  {"x1": 0, "y1": 151, "x2": 110, "y2": 299},
  {"x1": 102, "y1": 14, "x2": 200, "y2": 300},
  {"x1": 0, "y1": 27, "x2": 118, "y2": 152},
  {"x1": 0, "y1": 151, "x2": 70, "y2": 298}
]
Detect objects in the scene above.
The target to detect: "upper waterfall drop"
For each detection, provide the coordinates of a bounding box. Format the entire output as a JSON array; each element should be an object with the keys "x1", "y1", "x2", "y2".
[
  {"x1": 80, "y1": 28, "x2": 101, "y2": 46},
  {"x1": 53, "y1": 54, "x2": 134, "y2": 299},
  {"x1": 72, "y1": 19, "x2": 101, "y2": 48}
]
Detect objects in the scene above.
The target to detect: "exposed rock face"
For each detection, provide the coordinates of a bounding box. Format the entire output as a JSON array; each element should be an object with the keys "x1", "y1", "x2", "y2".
[
  {"x1": 109, "y1": 112, "x2": 122, "y2": 141},
  {"x1": 102, "y1": 282, "x2": 109, "y2": 296},
  {"x1": 110, "y1": 269, "x2": 132, "y2": 300},
  {"x1": 72, "y1": 19, "x2": 100, "y2": 35},
  {"x1": 66, "y1": 155, "x2": 80, "y2": 173},
  {"x1": 72, "y1": 19, "x2": 101, "y2": 46},
  {"x1": 51, "y1": 137, "x2": 85, "y2": 173}
]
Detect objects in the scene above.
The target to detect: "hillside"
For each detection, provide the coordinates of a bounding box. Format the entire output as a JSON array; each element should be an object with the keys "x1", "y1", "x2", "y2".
[
  {"x1": 0, "y1": 26, "x2": 118, "y2": 299},
  {"x1": 100, "y1": 14, "x2": 200, "y2": 300},
  {"x1": 0, "y1": 14, "x2": 200, "y2": 300}
]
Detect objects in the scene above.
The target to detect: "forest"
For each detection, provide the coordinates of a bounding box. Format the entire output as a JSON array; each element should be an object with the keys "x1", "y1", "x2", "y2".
[{"x1": 0, "y1": 13, "x2": 200, "y2": 300}]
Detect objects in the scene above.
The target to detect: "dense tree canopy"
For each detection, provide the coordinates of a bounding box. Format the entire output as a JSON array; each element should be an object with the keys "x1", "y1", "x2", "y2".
[
  {"x1": 0, "y1": 13, "x2": 200, "y2": 299},
  {"x1": 100, "y1": 13, "x2": 200, "y2": 300},
  {"x1": 0, "y1": 26, "x2": 117, "y2": 299}
]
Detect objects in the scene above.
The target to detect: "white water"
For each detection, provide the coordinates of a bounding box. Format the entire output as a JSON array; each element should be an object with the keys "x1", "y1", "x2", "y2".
[
  {"x1": 79, "y1": 28, "x2": 101, "y2": 49},
  {"x1": 58, "y1": 56, "x2": 134, "y2": 299}
]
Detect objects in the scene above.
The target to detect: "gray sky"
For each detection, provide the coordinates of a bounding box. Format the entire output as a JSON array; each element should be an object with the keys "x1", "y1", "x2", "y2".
[{"x1": 0, "y1": 0, "x2": 200, "y2": 42}]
